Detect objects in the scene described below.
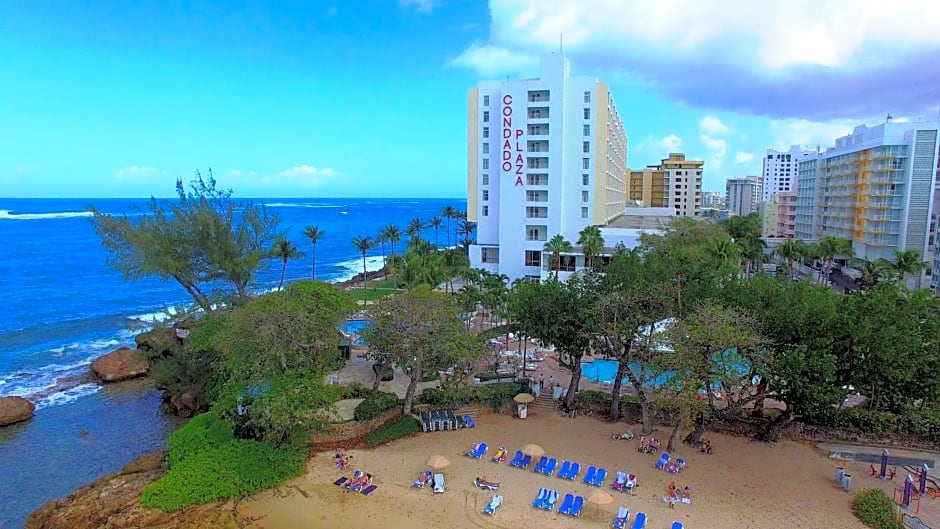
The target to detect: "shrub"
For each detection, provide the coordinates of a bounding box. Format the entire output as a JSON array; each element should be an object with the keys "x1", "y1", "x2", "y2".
[
  {"x1": 802, "y1": 407, "x2": 940, "y2": 443},
  {"x1": 339, "y1": 381, "x2": 372, "y2": 399},
  {"x1": 354, "y1": 391, "x2": 400, "y2": 421},
  {"x1": 140, "y1": 412, "x2": 306, "y2": 511},
  {"x1": 852, "y1": 488, "x2": 904, "y2": 529},
  {"x1": 362, "y1": 416, "x2": 422, "y2": 447},
  {"x1": 421, "y1": 382, "x2": 529, "y2": 411}
]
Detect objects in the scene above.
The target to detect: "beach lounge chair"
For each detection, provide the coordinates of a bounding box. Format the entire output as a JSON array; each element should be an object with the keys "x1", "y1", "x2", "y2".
[
  {"x1": 583, "y1": 466, "x2": 597, "y2": 485},
  {"x1": 483, "y1": 495, "x2": 503, "y2": 515},
  {"x1": 533, "y1": 455, "x2": 548, "y2": 473},
  {"x1": 631, "y1": 512, "x2": 647, "y2": 529},
  {"x1": 462, "y1": 414, "x2": 476, "y2": 428},
  {"x1": 491, "y1": 447, "x2": 508, "y2": 463},
  {"x1": 541, "y1": 457, "x2": 558, "y2": 476},
  {"x1": 334, "y1": 477, "x2": 349, "y2": 487},
  {"x1": 413, "y1": 470, "x2": 432, "y2": 488},
  {"x1": 472, "y1": 443, "x2": 488, "y2": 458},
  {"x1": 624, "y1": 474, "x2": 637, "y2": 495},
  {"x1": 670, "y1": 522, "x2": 683, "y2": 529},
  {"x1": 612, "y1": 506, "x2": 630, "y2": 528},
  {"x1": 557, "y1": 493, "x2": 575, "y2": 515},
  {"x1": 509, "y1": 450, "x2": 524, "y2": 467},
  {"x1": 655, "y1": 452, "x2": 670, "y2": 470},
  {"x1": 519, "y1": 454, "x2": 533, "y2": 469},
  {"x1": 593, "y1": 468, "x2": 607, "y2": 487},
  {"x1": 361, "y1": 484, "x2": 378, "y2": 495},
  {"x1": 676, "y1": 458, "x2": 685, "y2": 471},
  {"x1": 474, "y1": 477, "x2": 500, "y2": 490},
  {"x1": 558, "y1": 460, "x2": 572, "y2": 478},
  {"x1": 419, "y1": 412, "x2": 432, "y2": 432},
  {"x1": 446, "y1": 410, "x2": 458, "y2": 429},
  {"x1": 433, "y1": 473, "x2": 445, "y2": 494},
  {"x1": 570, "y1": 496, "x2": 585, "y2": 517},
  {"x1": 532, "y1": 487, "x2": 548, "y2": 508},
  {"x1": 543, "y1": 489, "x2": 559, "y2": 510},
  {"x1": 611, "y1": 471, "x2": 627, "y2": 491},
  {"x1": 564, "y1": 462, "x2": 581, "y2": 480}
]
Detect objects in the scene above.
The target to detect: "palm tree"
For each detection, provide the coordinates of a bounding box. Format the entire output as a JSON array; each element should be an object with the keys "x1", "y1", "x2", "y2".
[
  {"x1": 269, "y1": 235, "x2": 305, "y2": 291},
  {"x1": 441, "y1": 205, "x2": 458, "y2": 247},
  {"x1": 301, "y1": 225, "x2": 324, "y2": 280},
  {"x1": 428, "y1": 216, "x2": 443, "y2": 248},
  {"x1": 705, "y1": 236, "x2": 738, "y2": 274},
  {"x1": 577, "y1": 225, "x2": 605, "y2": 269},
  {"x1": 818, "y1": 236, "x2": 854, "y2": 285},
  {"x1": 380, "y1": 224, "x2": 402, "y2": 258},
  {"x1": 892, "y1": 249, "x2": 927, "y2": 282},
  {"x1": 457, "y1": 219, "x2": 477, "y2": 252},
  {"x1": 543, "y1": 234, "x2": 573, "y2": 279},
  {"x1": 775, "y1": 238, "x2": 803, "y2": 279},
  {"x1": 857, "y1": 258, "x2": 893, "y2": 291},
  {"x1": 406, "y1": 217, "x2": 425, "y2": 242},
  {"x1": 351, "y1": 235, "x2": 374, "y2": 290},
  {"x1": 375, "y1": 230, "x2": 389, "y2": 279}
]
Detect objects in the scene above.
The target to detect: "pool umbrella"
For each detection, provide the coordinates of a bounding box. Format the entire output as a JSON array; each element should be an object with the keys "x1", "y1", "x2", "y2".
[
  {"x1": 426, "y1": 455, "x2": 451, "y2": 470},
  {"x1": 903, "y1": 475, "x2": 913, "y2": 506},
  {"x1": 586, "y1": 490, "x2": 613, "y2": 505},
  {"x1": 513, "y1": 393, "x2": 535, "y2": 404},
  {"x1": 520, "y1": 443, "x2": 545, "y2": 457},
  {"x1": 920, "y1": 464, "x2": 929, "y2": 495},
  {"x1": 880, "y1": 448, "x2": 889, "y2": 479}
]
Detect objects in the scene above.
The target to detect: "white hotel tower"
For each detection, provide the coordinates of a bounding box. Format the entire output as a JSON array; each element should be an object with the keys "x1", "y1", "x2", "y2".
[{"x1": 467, "y1": 53, "x2": 629, "y2": 281}]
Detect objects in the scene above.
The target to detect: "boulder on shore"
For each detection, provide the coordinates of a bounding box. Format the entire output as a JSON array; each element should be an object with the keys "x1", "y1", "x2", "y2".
[
  {"x1": 134, "y1": 327, "x2": 180, "y2": 359},
  {"x1": 0, "y1": 396, "x2": 35, "y2": 427},
  {"x1": 91, "y1": 347, "x2": 150, "y2": 383}
]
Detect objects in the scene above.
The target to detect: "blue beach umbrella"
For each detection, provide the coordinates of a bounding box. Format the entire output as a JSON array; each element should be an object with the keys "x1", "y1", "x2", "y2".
[
  {"x1": 880, "y1": 449, "x2": 889, "y2": 479},
  {"x1": 903, "y1": 475, "x2": 913, "y2": 506},
  {"x1": 920, "y1": 464, "x2": 929, "y2": 495}
]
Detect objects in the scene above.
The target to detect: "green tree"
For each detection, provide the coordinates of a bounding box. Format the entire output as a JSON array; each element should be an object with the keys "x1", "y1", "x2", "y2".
[
  {"x1": 393, "y1": 240, "x2": 446, "y2": 290},
  {"x1": 856, "y1": 258, "x2": 893, "y2": 291},
  {"x1": 440, "y1": 205, "x2": 459, "y2": 248},
  {"x1": 268, "y1": 236, "x2": 305, "y2": 291},
  {"x1": 90, "y1": 171, "x2": 278, "y2": 311},
  {"x1": 775, "y1": 238, "x2": 805, "y2": 279},
  {"x1": 351, "y1": 235, "x2": 374, "y2": 290},
  {"x1": 818, "y1": 236, "x2": 854, "y2": 285},
  {"x1": 457, "y1": 218, "x2": 476, "y2": 252},
  {"x1": 891, "y1": 249, "x2": 926, "y2": 283},
  {"x1": 543, "y1": 234, "x2": 573, "y2": 279},
  {"x1": 364, "y1": 287, "x2": 484, "y2": 414},
  {"x1": 428, "y1": 216, "x2": 443, "y2": 247},
  {"x1": 379, "y1": 224, "x2": 401, "y2": 280},
  {"x1": 577, "y1": 225, "x2": 605, "y2": 269},
  {"x1": 301, "y1": 225, "x2": 324, "y2": 280},
  {"x1": 406, "y1": 218, "x2": 425, "y2": 242}
]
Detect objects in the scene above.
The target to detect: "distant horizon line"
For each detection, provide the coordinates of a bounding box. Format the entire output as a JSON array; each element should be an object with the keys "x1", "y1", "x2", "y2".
[{"x1": 0, "y1": 196, "x2": 470, "y2": 200}]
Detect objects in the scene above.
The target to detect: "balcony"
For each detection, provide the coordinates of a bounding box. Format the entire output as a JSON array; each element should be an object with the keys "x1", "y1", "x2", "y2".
[
  {"x1": 527, "y1": 157, "x2": 549, "y2": 169},
  {"x1": 527, "y1": 124, "x2": 549, "y2": 136},
  {"x1": 527, "y1": 90, "x2": 550, "y2": 103},
  {"x1": 528, "y1": 107, "x2": 550, "y2": 120},
  {"x1": 527, "y1": 140, "x2": 549, "y2": 153}
]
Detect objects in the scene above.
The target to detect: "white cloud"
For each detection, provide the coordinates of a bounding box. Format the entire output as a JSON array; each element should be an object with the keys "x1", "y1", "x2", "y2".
[
  {"x1": 114, "y1": 165, "x2": 157, "y2": 180},
  {"x1": 735, "y1": 152, "x2": 755, "y2": 164},
  {"x1": 699, "y1": 135, "x2": 728, "y2": 170},
  {"x1": 768, "y1": 118, "x2": 858, "y2": 152},
  {"x1": 278, "y1": 165, "x2": 339, "y2": 178},
  {"x1": 661, "y1": 133, "x2": 682, "y2": 152},
  {"x1": 400, "y1": 0, "x2": 436, "y2": 14},
  {"x1": 699, "y1": 116, "x2": 731, "y2": 135},
  {"x1": 447, "y1": 42, "x2": 538, "y2": 77}
]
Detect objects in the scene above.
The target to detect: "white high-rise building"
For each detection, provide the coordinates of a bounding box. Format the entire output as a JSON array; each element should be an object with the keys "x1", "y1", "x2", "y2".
[
  {"x1": 726, "y1": 177, "x2": 762, "y2": 216},
  {"x1": 761, "y1": 145, "x2": 816, "y2": 201},
  {"x1": 467, "y1": 53, "x2": 633, "y2": 281}
]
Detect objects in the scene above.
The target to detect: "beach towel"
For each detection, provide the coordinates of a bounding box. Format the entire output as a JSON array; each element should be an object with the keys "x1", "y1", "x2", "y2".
[
  {"x1": 333, "y1": 477, "x2": 348, "y2": 486},
  {"x1": 361, "y1": 484, "x2": 378, "y2": 496}
]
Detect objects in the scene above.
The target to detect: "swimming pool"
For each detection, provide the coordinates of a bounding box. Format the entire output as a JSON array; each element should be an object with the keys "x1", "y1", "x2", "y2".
[
  {"x1": 580, "y1": 359, "x2": 675, "y2": 387},
  {"x1": 339, "y1": 319, "x2": 370, "y2": 346}
]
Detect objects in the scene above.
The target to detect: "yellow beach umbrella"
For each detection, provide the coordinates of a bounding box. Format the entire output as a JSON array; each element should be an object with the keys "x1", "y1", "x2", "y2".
[
  {"x1": 586, "y1": 489, "x2": 613, "y2": 505},
  {"x1": 426, "y1": 455, "x2": 451, "y2": 470},
  {"x1": 513, "y1": 393, "x2": 535, "y2": 404},
  {"x1": 520, "y1": 443, "x2": 545, "y2": 457}
]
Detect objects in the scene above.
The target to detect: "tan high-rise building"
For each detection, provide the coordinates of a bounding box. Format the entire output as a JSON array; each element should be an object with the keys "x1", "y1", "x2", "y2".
[{"x1": 628, "y1": 153, "x2": 703, "y2": 216}]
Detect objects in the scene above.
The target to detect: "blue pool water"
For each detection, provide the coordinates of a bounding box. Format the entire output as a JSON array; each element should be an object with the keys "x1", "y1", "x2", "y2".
[
  {"x1": 581, "y1": 358, "x2": 750, "y2": 388},
  {"x1": 339, "y1": 319, "x2": 370, "y2": 345}
]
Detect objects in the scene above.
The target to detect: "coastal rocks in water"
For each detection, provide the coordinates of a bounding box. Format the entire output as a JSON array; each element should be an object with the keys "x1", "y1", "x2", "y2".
[
  {"x1": 26, "y1": 452, "x2": 237, "y2": 529},
  {"x1": 0, "y1": 396, "x2": 35, "y2": 426},
  {"x1": 91, "y1": 347, "x2": 150, "y2": 382}
]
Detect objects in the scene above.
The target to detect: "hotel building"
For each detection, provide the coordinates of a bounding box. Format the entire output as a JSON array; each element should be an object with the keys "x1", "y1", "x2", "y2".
[
  {"x1": 794, "y1": 120, "x2": 940, "y2": 288},
  {"x1": 761, "y1": 145, "x2": 815, "y2": 202},
  {"x1": 466, "y1": 53, "x2": 634, "y2": 281},
  {"x1": 726, "y1": 177, "x2": 762, "y2": 217},
  {"x1": 628, "y1": 153, "x2": 704, "y2": 217}
]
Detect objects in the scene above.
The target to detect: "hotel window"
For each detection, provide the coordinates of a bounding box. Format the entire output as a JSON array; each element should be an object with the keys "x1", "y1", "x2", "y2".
[
  {"x1": 527, "y1": 174, "x2": 548, "y2": 186},
  {"x1": 526, "y1": 225, "x2": 547, "y2": 241},
  {"x1": 526, "y1": 206, "x2": 548, "y2": 218},
  {"x1": 583, "y1": 141, "x2": 590, "y2": 153},
  {"x1": 483, "y1": 111, "x2": 489, "y2": 122},
  {"x1": 483, "y1": 127, "x2": 489, "y2": 139},
  {"x1": 584, "y1": 91, "x2": 591, "y2": 103},
  {"x1": 482, "y1": 159, "x2": 489, "y2": 169},
  {"x1": 482, "y1": 190, "x2": 489, "y2": 201},
  {"x1": 582, "y1": 191, "x2": 589, "y2": 203},
  {"x1": 481, "y1": 247, "x2": 499, "y2": 264},
  {"x1": 583, "y1": 108, "x2": 591, "y2": 120},
  {"x1": 482, "y1": 205, "x2": 489, "y2": 217},
  {"x1": 524, "y1": 250, "x2": 541, "y2": 267},
  {"x1": 483, "y1": 95, "x2": 490, "y2": 106},
  {"x1": 582, "y1": 174, "x2": 589, "y2": 185},
  {"x1": 582, "y1": 158, "x2": 590, "y2": 170},
  {"x1": 583, "y1": 124, "x2": 590, "y2": 136},
  {"x1": 581, "y1": 207, "x2": 588, "y2": 219},
  {"x1": 482, "y1": 174, "x2": 489, "y2": 185},
  {"x1": 482, "y1": 143, "x2": 489, "y2": 154}
]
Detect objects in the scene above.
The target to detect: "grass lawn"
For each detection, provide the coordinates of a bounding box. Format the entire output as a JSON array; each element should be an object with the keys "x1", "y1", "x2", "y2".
[{"x1": 348, "y1": 278, "x2": 401, "y2": 302}]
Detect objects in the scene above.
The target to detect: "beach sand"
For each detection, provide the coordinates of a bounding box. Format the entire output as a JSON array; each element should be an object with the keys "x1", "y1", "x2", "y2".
[{"x1": 237, "y1": 412, "x2": 866, "y2": 529}]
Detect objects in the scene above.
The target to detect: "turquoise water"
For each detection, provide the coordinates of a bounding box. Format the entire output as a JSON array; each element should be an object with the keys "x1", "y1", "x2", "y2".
[
  {"x1": 581, "y1": 359, "x2": 675, "y2": 387},
  {"x1": 339, "y1": 319, "x2": 370, "y2": 345}
]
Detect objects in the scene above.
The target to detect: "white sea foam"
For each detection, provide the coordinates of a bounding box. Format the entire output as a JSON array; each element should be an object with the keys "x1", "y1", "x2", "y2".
[
  {"x1": 0, "y1": 209, "x2": 94, "y2": 220},
  {"x1": 128, "y1": 306, "x2": 180, "y2": 324},
  {"x1": 48, "y1": 346, "x2": 66, "y2": 354},
  {"x1": 330, "y1": 255, "x2": 387, "y2": 283},
  {"x1": 89, "y1": 338, "x2": 120, "y2": 349},
  {"x1": 264, "y1": 202, "x2": 343, "y2": 209},
  {"x1": 34, "y1": 383, "x2": 102, "y2": 409}
]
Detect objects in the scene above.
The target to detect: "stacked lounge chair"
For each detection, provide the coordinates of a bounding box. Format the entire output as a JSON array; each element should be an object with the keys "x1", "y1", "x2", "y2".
[
  {"x1": 540, "y1": 457, "x2": 558, "y2": 476},
  {"x1": 612, "y1": 506, "x2": 630, "y2": 529},
  {"x1": 419, "y1": 410, "x2": 461, "y2": 431},
  {"x1": 592, "y1": 467, "x2": 607, "y2": 487},
  {"x1": 631, "y1": 512, "x2": 647, "y2": 529},
  {"x1": 482, "y1": 495, "x2": 503, "y2": 515},
  {"x1": 533, "y1": 456, "x2": 549, "y2": 473},
  {"x1": 557, "y1": 493, "x2": 575, "y2": 515},
  {"x1": 562, "y1": 462, "x2": 581, "y2": 480},
  {"x1": 569, "y1": 496, "x2": 584, "y2": 517}
]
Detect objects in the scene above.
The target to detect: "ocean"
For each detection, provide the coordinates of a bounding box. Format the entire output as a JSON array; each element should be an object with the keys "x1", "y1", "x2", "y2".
[{"x1": 0, "y1": 197, "x2": 465, "y2": 528}]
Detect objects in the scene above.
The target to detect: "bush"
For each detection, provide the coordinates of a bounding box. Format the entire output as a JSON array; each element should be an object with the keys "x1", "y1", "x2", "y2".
[
  {"x1": 802, "y1": 407, "x2": 940, "y2": 443},
  {"x1": 852, "y1": 488, "x2": 904, "y2": 529},
  {"x1": 339, "y1": 381, "x2": 372, "y2": 399},
  {"x1": 421, "y1": 382, "x2": 529, "y2": 411},
  {"x1": 140, "y1": 412, "x2": 306, "y2": 511},
  {"x1": 362, "y1": 416, "x2": 422, "y2": 447},
  {"x1": 354, "y1": 391, "x2": 400, "y2": 421}
]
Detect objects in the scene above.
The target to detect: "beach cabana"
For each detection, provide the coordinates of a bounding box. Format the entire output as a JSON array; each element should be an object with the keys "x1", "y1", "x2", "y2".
[{"x1": 513, "y1": 393, "x2": 534, "y2": 419}]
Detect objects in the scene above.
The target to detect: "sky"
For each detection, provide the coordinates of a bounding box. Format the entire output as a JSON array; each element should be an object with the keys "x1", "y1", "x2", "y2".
[{"x1": 1, "y1": 0, "x2": 939, "y2": 198}]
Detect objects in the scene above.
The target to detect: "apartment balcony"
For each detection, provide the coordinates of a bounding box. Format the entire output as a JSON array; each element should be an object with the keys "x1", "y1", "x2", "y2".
[
  {"x1": 527, "y1": 90, "x2": 550, "y2": 103},
  {"x1": 527, "y1": 140, "x2": 549, "y2": 153},
  {"x1": 527, "y1": 157, "x2": 549, "y2": 169},
  {"x1": 527, "y1": 124, "x2": 549, "y2": 136},
  {"x1": 528, "y1": 107, "x2": 550, "y2": 120}
]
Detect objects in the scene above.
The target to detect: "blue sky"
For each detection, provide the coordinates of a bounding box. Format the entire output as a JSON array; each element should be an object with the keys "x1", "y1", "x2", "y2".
[{"x1": 1, "y1": 1, "x2": 938, "y2": 198}]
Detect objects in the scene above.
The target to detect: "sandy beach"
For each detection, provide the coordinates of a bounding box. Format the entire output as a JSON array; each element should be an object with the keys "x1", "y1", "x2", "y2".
[{"x1": 236, "y1": 411, "x2": 867, "y2": 529}]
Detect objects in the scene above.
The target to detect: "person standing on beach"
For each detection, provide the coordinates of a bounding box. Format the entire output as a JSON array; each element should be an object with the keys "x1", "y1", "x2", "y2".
[
  {"x1": 548, "y1": 375, "x2": 554, "y2": 388},
  {"x1": 538, "y1": 373, "x2": 544, "y2": 389}
]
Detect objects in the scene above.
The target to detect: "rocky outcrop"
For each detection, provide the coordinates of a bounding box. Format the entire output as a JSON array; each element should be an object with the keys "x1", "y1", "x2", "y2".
[
  {"x1": 26, "y1": 452, "x2": 237, "y2": 529},
  {"x1": 163, "y1": 385, "x2": 207, "y2": 418},
  {"x1": 0, "y1": 396, "x2": 35, "y2": 426},
  {"x1": 134, "y1": 327, "x2": 181, "y2": 360},
  {"x1": 91, "y1": 347, "x2": 150, "y2": 382}
]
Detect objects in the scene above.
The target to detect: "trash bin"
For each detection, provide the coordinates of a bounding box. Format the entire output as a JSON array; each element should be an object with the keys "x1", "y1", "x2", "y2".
[
  {"x1": 835, "y1": 466, "x2": 845, "y2": 483},
  {"x1": 841, "y1": 473, "x2": 852, "y2": 490},
  {"x1": 517, "y1": 403, "x2": 528, "y2": 419}
]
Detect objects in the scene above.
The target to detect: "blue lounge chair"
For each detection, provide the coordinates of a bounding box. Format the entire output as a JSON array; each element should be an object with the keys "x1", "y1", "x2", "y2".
[
  {"x1": 570, "y1": 496, "x2": 585, "y2": 517},
  {"x1": 655, "y1": 452, "x2": 670, "y2": 470},
  {"x1": 557, "y1": 460, "x2": 572, "y2": 478},
  {"x1": 557, "y1": 493, "x2": 575, "y2": 515},
  {"x1": 519, "y1": 454, "x2": 533, "y2": 468},
  {"x1": 543, "y1": 489, "x2": 559, "y2": 510},
  {"x1": 582, "y1": 466, "x2": 597, "y2": 485},
  {"x1": 472, "y1": 443, "x2": 488, "y2": 459},
  {"x1": 532, "y1": 488, "x2": 548, "y2": 508},
  {"x1": 509, "y1": 450, "x2": 524, "y2": 467},
  {"x1": 483, "y1": 495, "x2": 502, "y2": 515},
  {"x1": 463, "y1": 414, "x2": 476, "y2": 428},
  {"x1": 541, "y1": 457, "x2": 558, "y2": 476},
  {"x1": 433, "y1": 473, "x2": 445, "y2": 494},
  {"x1": 631, "y1": 512, "x2": 647, "y2": 529},
  {"x1": 612, "y1": 506, "x2": 630, "y2": 528},
  {"x1": 670, "y1": 522, "x2": 683, "y2": 529},
  {"x1": 533, "y1": 455, "x2": 548, "y2": 473},
  {"x1": 593, "y1": 468, "x2": 607, "y2": 487},
  {"x1": 676, "y1": 458, "x2": 685, "y2": 471},
  {"x1": 565, "y1": 462, "x2": 581, "y2": 480}
]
